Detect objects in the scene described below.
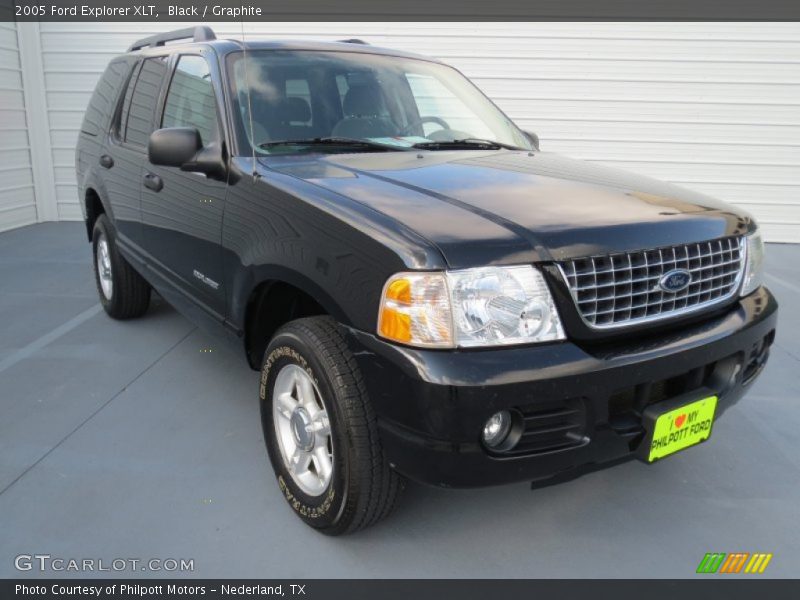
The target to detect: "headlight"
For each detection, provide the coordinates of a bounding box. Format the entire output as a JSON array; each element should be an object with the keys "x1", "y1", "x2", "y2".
[
  {"x1": 378, "y1": 265, "x2": 565, "y2": 348},
  {"x1": 741, "y1": 230, "x2": 765, "y2": 297}
]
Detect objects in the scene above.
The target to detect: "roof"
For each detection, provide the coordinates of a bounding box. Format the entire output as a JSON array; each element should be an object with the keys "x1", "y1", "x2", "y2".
[{"x1": 126, "y1": 26, "x2": 438, "y2": 63}]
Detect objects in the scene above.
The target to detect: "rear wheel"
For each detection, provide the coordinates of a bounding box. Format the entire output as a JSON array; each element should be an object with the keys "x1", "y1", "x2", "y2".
[
  {"x1": 260, "y1": 316, "x2": 404, "y2": 535},
  {"x1": 92, "y1": 214, "x2": 151, "y2": 319}
]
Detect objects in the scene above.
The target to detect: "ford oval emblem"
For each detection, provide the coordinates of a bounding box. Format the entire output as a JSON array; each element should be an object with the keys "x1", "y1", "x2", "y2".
[{"x1": 659, "y1": 269, "x2": 692, "y2": 293}]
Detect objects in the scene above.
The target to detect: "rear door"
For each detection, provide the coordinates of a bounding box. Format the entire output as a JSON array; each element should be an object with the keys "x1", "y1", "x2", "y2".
[
  {"x1": 103, "y1": 56, "x2": 169, "y2": 246},
  {"x1": 139, "y1": 52, "x2": 228, "y2": 317}
]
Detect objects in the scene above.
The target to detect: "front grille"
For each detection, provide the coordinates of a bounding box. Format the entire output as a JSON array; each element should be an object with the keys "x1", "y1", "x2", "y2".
[{"x1": 558, "y1": 237, "x2": 745, "y2": 329}]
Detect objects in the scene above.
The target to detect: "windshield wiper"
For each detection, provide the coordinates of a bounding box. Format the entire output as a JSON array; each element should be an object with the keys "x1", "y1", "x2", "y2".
[
  {"x1": 258, "y1": 137, "x2": 407, "y2": 151},
  {"x1": 412, "y1": 138, "x2": 524, "y2": 151}
]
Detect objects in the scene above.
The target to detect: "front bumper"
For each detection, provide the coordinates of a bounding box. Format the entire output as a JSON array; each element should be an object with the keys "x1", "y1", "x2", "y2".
[{"x1": 345, "y1": 286, "x2": 778, "y2": 488}]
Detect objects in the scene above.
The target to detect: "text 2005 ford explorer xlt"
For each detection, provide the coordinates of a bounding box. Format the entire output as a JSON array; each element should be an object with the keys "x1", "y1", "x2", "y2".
[{"x1": 76, "y1": 27, "x2": 777, "y2": 534}]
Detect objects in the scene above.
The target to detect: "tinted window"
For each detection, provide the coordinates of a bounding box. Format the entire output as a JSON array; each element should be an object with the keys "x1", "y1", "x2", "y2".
[
  {"x1": 117, "y1": 64, "x2": 137, "y2": 139},
  {"x1": 162, "y1": 55, "x2": 218, "y2": 144},
  {"x1": 124, "y1": 56, "x2": 168, "y2": 147},
  {"x1": 81, "y1": 59, "x2": 131, "y2": 136}
]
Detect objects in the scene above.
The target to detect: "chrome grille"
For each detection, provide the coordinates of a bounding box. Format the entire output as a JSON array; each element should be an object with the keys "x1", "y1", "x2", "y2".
[{"x1": 558, "y1": 237, "x2": 745, "y2": 329}]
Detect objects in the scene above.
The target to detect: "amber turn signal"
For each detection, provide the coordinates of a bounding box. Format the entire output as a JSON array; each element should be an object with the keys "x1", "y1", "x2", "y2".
[{"x1": 377, "y1": 273, "x2": 453, "y2": 348}]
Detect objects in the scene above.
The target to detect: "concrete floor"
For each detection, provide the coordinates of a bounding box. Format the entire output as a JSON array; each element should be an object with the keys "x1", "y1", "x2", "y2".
[{"x1": 0, "y1": 222, "x2": 798, "y2": 579}]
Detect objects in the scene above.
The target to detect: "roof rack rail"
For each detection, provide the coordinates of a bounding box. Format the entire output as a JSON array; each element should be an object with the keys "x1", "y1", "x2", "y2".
[
  {"x1": 127, "y1": 26, "x2": 216, "y2": 52},
  {"x1": 338, "y1": 38, "x2": 369, "y2": 45}
]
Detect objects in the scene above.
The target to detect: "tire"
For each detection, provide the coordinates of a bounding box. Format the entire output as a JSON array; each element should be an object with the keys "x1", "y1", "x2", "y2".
[
  {"x1": 260, "y1": 316, "x2": 404, "y2": 535},
  {"x1": 92, "y1": 214, "x2": 151, "y2": 319}
]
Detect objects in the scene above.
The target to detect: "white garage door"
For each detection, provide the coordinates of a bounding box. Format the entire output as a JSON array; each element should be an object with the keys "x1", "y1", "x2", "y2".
[
  {"x1": 14, "y1": 22, "x2": 800, "y2": 242},
  {"x1": 0, "y1": 22, "x2": 36, "y2": 233}
]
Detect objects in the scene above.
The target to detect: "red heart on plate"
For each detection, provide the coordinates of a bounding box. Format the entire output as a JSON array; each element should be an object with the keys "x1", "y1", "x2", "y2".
[{"x1": 675, "y1": 414, "x2": 687, "y2": 428}]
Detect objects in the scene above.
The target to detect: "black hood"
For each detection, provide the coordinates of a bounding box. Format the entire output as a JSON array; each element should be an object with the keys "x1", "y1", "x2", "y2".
[{"x1": 262, "y1": 150, "x2": 752, "y2": 269}]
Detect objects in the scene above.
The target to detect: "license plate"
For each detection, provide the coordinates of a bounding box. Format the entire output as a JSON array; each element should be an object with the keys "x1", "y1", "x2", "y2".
[{"x1": 647, "y1": 395, "x2": 718, "y2": 462}]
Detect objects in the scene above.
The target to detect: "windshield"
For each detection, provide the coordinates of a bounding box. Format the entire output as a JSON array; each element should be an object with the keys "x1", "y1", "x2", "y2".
[{"x1": 226, "y1": 50, "x2": 531, "y2": 154}]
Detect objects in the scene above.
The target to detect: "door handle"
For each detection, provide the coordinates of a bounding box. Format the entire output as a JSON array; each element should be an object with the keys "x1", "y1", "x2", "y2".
[
  {"x1": 143, "y1": 172, "x2": 163, "y2": 192},
  {"x1": 99, "y1": 154, "x2": 114, "y2": 169}
]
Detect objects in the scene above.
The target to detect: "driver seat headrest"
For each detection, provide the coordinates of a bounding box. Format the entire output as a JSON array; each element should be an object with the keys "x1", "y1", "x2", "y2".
[
  {"x1": 277, "y1": 97, "x2": 311, "y2": 124},
  {"x1": 342, "y1": 85, "x2": 384, "y2": 117}
]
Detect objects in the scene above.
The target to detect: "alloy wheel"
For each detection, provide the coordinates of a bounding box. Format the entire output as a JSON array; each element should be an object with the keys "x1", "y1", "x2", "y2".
[
  {"x1": 272, "y1": 364, "x2": 333, "y2": 496},
  {"x1": 96, "y1": 233, "x2": 113, "y2": 300}
]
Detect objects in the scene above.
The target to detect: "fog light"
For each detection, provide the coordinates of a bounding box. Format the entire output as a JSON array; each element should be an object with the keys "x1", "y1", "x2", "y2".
[{"x1": 482, "y1": 410, "x2": 512, "y2": 448}]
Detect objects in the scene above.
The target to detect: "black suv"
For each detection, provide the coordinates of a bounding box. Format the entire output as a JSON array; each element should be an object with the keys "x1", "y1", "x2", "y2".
[{"x1": 76, "y1": 27, "x2": 777, "y2": 534}]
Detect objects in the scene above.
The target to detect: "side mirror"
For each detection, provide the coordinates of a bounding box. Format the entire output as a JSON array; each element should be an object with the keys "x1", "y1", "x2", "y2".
[
  {"x1": 181, "y1": 142, "x2": 227, "y2": 181},
  {"x1": 148, "y1": 127, "x2": 227, "y2": 181},
  {"x1": 523, "y1": 130, "x2": 540, "y2": 151},
  {"x1": 148, "y1": 127, "x2": 202, "y2": 167}
]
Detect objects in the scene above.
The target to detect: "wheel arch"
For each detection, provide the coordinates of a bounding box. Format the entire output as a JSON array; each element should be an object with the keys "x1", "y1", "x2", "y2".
[
  {"x1": 82, "y1": 176, "x2": 115, "y2": 242},
  {"x1": 84, "y1": 188, "x2": 105, "y2": 241},
  {"x1": 241, "y1": 268, "x2": 354, "y2": 368}
]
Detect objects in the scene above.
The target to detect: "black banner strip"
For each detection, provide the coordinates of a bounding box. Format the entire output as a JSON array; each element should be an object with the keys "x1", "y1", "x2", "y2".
[
  {"x1": 3, "y1": 579, "x2": 800, "y2": 600},
  {"x1": 3, "y1": 0, "x2": 800, "y2": 22}
]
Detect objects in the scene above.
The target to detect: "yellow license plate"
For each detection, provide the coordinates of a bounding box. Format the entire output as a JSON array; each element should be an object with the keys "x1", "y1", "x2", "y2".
[{"x1": 648, "y1": 395, "x2": 718, "y2": 462}]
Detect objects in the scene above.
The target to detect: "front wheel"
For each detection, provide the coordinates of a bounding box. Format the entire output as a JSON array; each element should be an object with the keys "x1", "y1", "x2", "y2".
[{"x1": 260, "y1": 316, "x2": 404, "y2": 535}]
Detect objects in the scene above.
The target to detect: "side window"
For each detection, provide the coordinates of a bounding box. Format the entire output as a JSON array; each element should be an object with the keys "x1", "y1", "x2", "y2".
[
  {"x1": 116, "y1": 63, "x2": 138, "y2": 140},
  {"x1": 81, "y1": 59, "x2": 130, "y2": 136},
  {"x1": 162, "y1": 55, "x2": 219, "y2": 145},
  {"x1": 124, "y1": 56, "x2": 168, "y2": 147}
]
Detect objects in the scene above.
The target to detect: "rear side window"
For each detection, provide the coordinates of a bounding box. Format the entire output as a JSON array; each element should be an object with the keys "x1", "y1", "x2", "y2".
[
  {"x1": 162, "y1": 55, "x2": 219, "y2": 144},
  {"x1": 81, "y1": 59, "x2": 131, "y2": 136},
  {"x1": 124, "y1": 56, "x2": 168, "y2": 147}
]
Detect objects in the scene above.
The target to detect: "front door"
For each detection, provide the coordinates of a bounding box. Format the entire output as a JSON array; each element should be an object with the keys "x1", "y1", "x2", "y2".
[{"x1": 139, "y1": 53, "x2": 227, "y2": 317}]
